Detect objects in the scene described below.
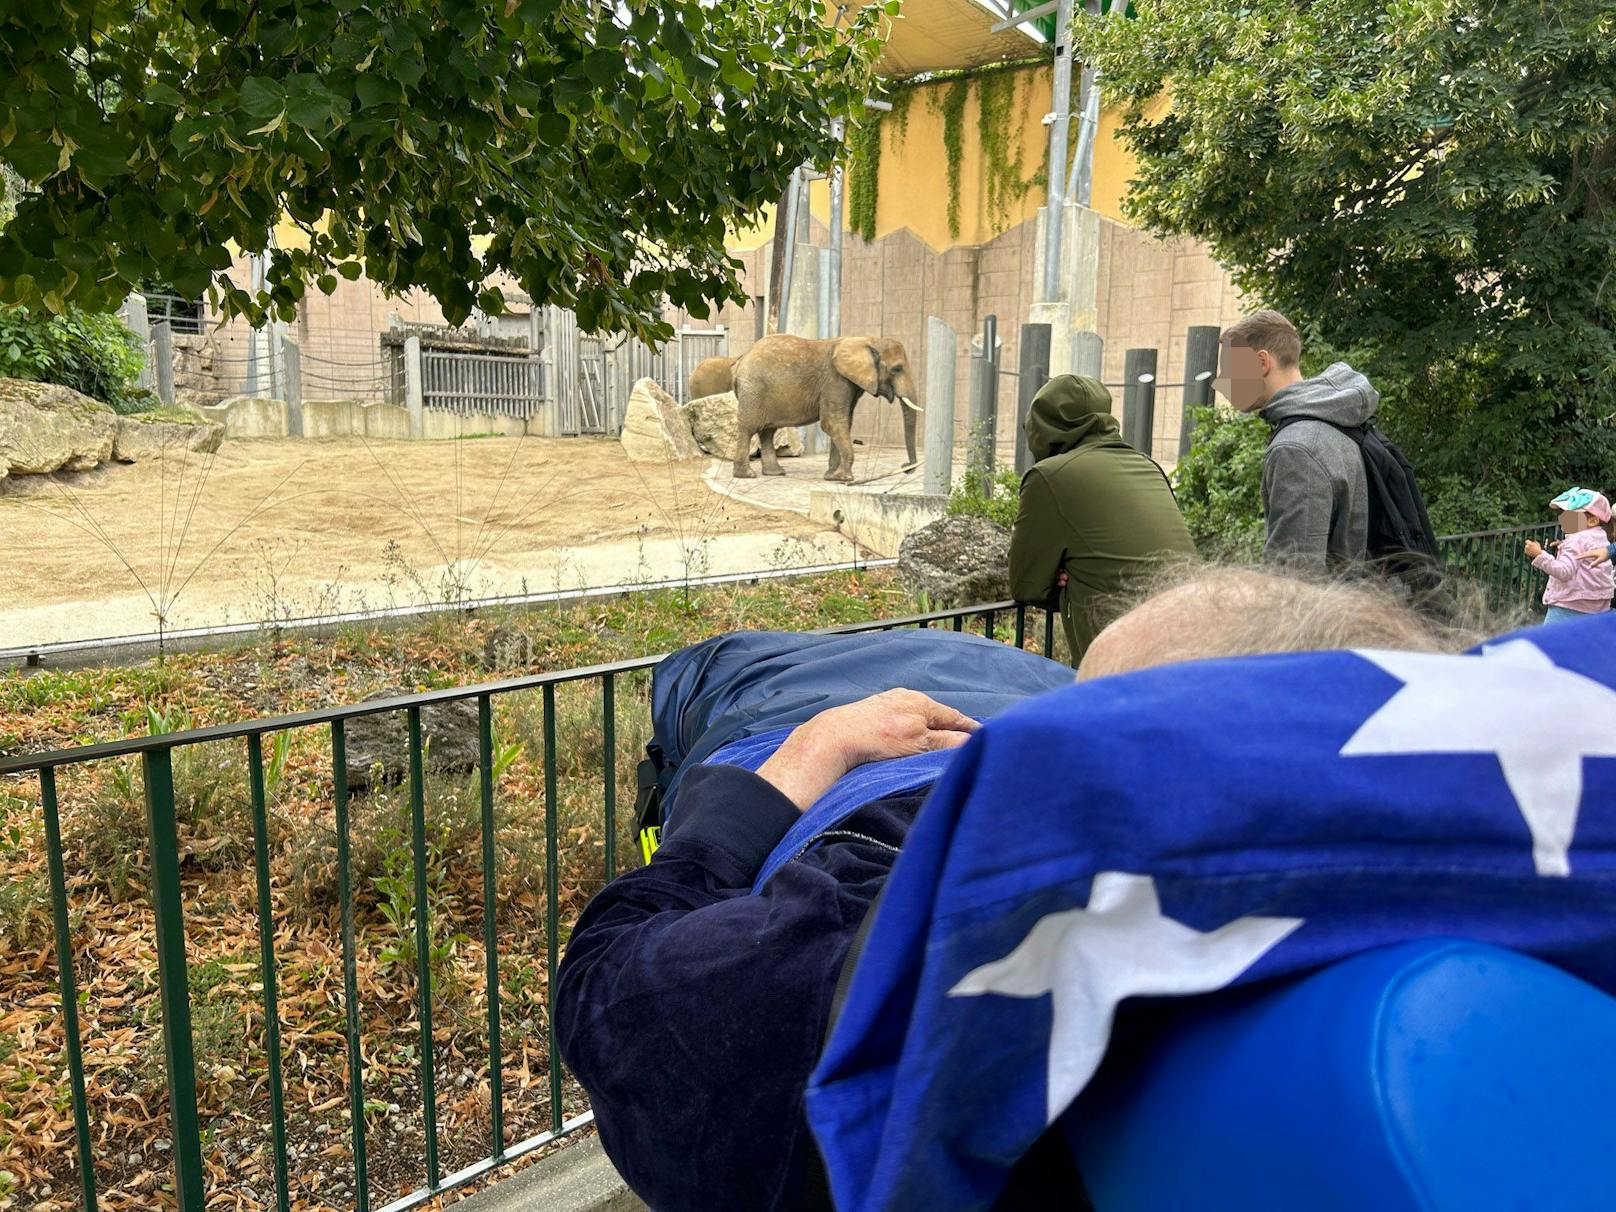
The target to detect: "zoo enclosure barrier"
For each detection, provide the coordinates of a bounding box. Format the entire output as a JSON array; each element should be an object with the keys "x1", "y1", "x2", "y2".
[
  {"x1": 1437, "y1": 522, "x2": 1560, "y2": 618},
  {"x1": 9, "y1": 600, "x2": 1058, "y2": 1212}
]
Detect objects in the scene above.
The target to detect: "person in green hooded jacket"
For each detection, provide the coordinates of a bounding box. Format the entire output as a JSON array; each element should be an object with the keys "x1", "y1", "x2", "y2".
[{"x1": 1009, "y1": 374, "x2": 1197, "y2": 665}]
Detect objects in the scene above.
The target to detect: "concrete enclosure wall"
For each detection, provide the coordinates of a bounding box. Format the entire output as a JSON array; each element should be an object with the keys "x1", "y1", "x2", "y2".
[{"x1": 198, "y1": 396, "x2": 531, "y2": 441}]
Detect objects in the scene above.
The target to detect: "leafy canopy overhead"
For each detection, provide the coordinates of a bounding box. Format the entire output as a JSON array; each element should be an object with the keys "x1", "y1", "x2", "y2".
[
  {"x1": 1076, "y1": 0, "x2": 1616, "y2": 504},
  {"x1": 0, "y1": 0, "x2": 885, "y2": 342}
]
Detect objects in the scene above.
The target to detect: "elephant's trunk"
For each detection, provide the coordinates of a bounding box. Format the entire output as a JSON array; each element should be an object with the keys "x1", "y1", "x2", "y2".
[{"x1": 901, "y1": 398, "x2": 919, "y2": 471}]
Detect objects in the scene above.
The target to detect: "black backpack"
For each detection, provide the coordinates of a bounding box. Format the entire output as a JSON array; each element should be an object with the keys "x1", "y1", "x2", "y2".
[{"x1": 1271, "y1": 416, "x2": 1444, "y2": 597}]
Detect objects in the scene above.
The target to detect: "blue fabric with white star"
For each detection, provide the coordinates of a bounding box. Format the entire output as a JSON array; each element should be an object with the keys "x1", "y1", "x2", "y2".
[{"x1": 807, "y1": 615, "x2": 1616, "y2": 1212}]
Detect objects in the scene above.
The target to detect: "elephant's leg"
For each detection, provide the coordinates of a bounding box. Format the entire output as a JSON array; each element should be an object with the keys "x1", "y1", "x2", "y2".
[
  {"x1": 732, "y1": 426, "x2": 757, "y2": 478},
  {"x1": 757, "y1": 426, "x2": 786, "y2": 476},
  {"x1": 821, "y1": 410, "x2": 856, "y2": 482}
]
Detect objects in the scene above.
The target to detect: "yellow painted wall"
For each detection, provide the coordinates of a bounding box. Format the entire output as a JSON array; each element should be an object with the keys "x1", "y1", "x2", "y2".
[{"x1": 728, "y1": 65, "x2": 1143, "y2": 254}]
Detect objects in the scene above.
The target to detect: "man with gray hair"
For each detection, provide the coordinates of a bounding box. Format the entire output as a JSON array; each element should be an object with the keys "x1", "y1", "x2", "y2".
[{"x1": 1214, "y1": 309, "x2": 1383, "y2": 569}]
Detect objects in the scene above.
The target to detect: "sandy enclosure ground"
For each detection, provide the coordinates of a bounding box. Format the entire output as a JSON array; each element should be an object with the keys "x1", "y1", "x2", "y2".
[{"x1": 0, "y1": 436, "x2": 857, "y2": 646}]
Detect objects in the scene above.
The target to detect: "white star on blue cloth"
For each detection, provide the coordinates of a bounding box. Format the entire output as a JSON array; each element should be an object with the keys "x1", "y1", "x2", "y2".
[
  {"x1": 948, "y1": 872, "x2": 1303, "y2": 1123},
  {"x1": 1345, "y1": 639, "x2": 1616, "y2": 877}
]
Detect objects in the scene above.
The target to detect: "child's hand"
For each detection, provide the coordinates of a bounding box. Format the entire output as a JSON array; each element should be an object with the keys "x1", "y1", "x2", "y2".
[
  {"x1": 1579, "y1": 547, "x2": 1613, "y2": 566},
  {"x1": 1524, "y1": 540, "x2": 1544, "y2": 558}
]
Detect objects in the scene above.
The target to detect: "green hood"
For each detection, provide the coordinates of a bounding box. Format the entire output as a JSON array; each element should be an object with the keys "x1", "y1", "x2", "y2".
[{"x1": 1024, "y1": 375, "x2": 1119, "y2": 461}]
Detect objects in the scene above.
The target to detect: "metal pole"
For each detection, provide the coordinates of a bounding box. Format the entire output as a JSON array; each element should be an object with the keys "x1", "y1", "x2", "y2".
[
  {"x1": 1179, "y1": 324, "x2": 1221, "y2": 459},
  {"x1": 924, "y1": 316, "x2": 957, "y2": 496},
  {"x1": 777, "y1": 167, "x2": 803, "y2": 334},
  {"x1": 1070, "y1": 0, "x2": 1107, "y2": 204},
  {"x1": 1122, "y1": 347, "x2": 1158, "y2": 455},
  {"x1": 282, "y1": 336, "x2": 303, "y2": 436},
  {"x1": 1016, "y1": 323, "x2": 1053, "y2": 475},
  {"x1": 1042, "y1": 0, "x2": 1076, "y2": 302},
  {"x1": 828, "y1": 118, "x2": 845, "y2": 337}
]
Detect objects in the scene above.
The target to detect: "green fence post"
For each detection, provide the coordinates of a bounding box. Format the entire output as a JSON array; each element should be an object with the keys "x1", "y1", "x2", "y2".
[
  {"x1": 477, "y1": 695, "x2": 505, "y2": 1159},
  {"x1": 407, "y1": 706, "x2": 441, "y2": 1189},
  {"x1": 41, "y1": 767, "x2": 97, "y2": 1212},
  {"x1": 543, "y1": 684, "x2": 563, "y2": 1134},
  {"x1": 143, "y1": 746, "x2": 207, "y2": 1212}
]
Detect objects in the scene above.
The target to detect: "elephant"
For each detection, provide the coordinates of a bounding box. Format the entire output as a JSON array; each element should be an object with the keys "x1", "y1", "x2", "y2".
[
  {"x1": 687, "y1": 356, "x2": 735, "y2": 400},
  {"x1": 731, "y1": 334, "x2": 920, "y2": 482}
]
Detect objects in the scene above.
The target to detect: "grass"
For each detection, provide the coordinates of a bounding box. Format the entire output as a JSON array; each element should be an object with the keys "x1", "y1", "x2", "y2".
[{"x1": 0, "y1": 566, "x2": 1056, "y2": 1211}]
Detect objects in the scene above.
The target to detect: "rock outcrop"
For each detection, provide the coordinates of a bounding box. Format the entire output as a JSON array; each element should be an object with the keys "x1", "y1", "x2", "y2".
[
  {"x1": 620, "y1": 378, "x2": 702, "y2": 462},
  {"x1": 113, "y1": 415, "x2": 225, "y2": 461},
  {"x1": 897, "y1": 515, "x2": 1013, "y2": 608},
  {"x1": 682, "y1": 391, "x2": 803, "y2": 460},
  {"x1": 344, "y1": 689, "x2": 482, "y2": 793},
  {"x1": 0, "y1": 379, "x2": 120, "y2": 482}
]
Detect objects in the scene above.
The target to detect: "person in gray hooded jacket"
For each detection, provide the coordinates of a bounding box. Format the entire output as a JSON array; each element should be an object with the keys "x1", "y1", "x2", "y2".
[{"x1": 1214, "y1": 309, "x2": 1379, "y2": 569}]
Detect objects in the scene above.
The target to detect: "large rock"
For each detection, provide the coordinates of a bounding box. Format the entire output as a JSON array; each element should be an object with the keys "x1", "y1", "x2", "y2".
[
  {"x1": 620, "y1": 377, "x2": 702, "y2": 462},
  {"x1": 897, "y1": 515, "x2": 1013, "y2": 608},
  {"x1": 0, "y1": 379, "x2": 119, "y2": 480},
  {"x1": 682, "y1": 391, "x2": 804, "y2": 459},
  {"x1": 113, "y1": 415, "x2": 225, "y2": 461},
  {"x1": 344, "y1": 689, "x2": 481, "y2": 793}
]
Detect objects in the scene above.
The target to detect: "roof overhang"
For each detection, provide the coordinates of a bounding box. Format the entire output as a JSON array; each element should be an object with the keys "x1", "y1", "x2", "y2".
[{"x1": 829, "y1": 0, "x2": 1049, "y2": 78}]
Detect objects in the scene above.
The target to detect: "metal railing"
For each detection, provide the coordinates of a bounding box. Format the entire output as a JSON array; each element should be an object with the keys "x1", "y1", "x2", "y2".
[
  {"x1": 6, "y1": 601, "x2": 1059, "y2": 1212},
  {"x1": 1437, "y1": 522, "x2": 1560, "y2": 617}
]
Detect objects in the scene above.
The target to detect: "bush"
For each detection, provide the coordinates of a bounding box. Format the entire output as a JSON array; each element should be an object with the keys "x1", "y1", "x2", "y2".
[
  {"x1": 945, "y1": 465, "x2": 1023, "y2": 530},
  {"x1": 0, "y1": 304, "x2": 146, "y2": 413},
  {"x1": 1172, "y1": 405, "x2": 1267, "y2": 559}
]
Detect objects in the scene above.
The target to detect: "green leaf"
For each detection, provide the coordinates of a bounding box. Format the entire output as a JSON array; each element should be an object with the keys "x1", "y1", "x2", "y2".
[
  {"x1": 535, "y1": 112, "x2": 570, "y2": 145},
  {"x1": 582, "y1": 50, "x2": 622, "y2": 87},
  {"x1": 337, "y1": 261, "x2": 363, "y2": 280}
]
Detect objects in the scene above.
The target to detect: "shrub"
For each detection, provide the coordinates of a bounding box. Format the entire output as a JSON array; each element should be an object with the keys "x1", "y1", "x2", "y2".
[
  {"x1": 945, "y1": 465, "x2": 1022, "y2": 530},
  {"x1": 1172, "y1": 405, "x2": 1267, "y2": 559},
  {"x1": 0, "y1": 304, "x2": 146, "y2": 413}
]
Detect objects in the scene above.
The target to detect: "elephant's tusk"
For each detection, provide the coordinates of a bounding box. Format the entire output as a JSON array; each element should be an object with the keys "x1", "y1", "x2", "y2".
[{"x1": 900, "y1": 396, "x2": 921, "y2": 413}]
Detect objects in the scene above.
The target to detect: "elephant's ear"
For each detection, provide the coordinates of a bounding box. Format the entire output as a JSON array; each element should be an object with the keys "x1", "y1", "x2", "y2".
[{"x1": 832, "y1": 339, "x2": 881, "y2": 395}]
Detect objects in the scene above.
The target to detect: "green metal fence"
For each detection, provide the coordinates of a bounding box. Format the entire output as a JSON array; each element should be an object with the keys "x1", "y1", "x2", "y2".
[
  {"x1": 0, "y1": 528, "x2": 1558, "y2": 1209},
  {"x1": 4, "y1": 601, "x2": 1056, "y2": 1212},
  {"x1": 1436, "y1": 522, "x2": 1561, "y2": 618}
]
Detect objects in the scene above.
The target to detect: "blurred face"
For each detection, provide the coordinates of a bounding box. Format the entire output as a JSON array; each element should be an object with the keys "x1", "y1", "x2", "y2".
[
  {"x1": 1559, "y1": 510, "x2": 1587, "y2": 535},
  {"x1": 1213, "y1": 341, "x2": 1276, "y2": 414}
]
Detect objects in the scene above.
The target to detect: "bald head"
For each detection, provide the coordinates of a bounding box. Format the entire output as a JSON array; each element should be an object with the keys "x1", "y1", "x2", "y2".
[{"x1": 1078, "y1": 566, "x2": 1474, "y2": 681}]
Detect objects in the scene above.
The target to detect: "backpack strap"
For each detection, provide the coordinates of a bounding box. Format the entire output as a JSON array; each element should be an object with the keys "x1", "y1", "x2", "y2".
[{"x1": 634, "y1": 742, "x2": 667, "y2": 863}]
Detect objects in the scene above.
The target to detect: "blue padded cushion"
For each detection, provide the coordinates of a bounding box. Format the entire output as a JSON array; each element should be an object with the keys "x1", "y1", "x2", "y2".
[{"x1": 1069, "y1": 940, "x2": 1616, "y2": 1212}]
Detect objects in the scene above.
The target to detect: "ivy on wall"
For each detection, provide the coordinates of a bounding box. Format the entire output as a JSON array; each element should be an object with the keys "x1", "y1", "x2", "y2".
[
  {"x1": 847, "y1": 114, "x2": 883, "y2": 241},
  {"x1": 845, "y1": 61, "x2": 1049, "y2": 245}
]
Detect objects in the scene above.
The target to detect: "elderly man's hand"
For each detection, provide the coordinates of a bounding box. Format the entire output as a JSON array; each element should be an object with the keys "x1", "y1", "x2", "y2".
[{"x1": 756, "y1": 689, "x2": 979, "y2": 811}]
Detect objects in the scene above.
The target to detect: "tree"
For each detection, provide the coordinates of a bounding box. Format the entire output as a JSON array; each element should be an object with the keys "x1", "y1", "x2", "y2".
[
  {"x1": 1076, "y1": 0, "x2": 1616, "y2": 513},
  {"x1": 0, "y1": 0, "x2": 885, "y2": 342}
]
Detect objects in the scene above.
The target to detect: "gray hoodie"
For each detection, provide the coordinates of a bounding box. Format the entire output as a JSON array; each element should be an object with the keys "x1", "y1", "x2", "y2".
[{"x1": 1259, "y1": 362, "x2": 1379, "y2": 568}]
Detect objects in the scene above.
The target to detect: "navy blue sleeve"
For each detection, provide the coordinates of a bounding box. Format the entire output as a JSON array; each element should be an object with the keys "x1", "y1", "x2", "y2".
[{"x1": 555, "y1": 764, "x2": 852, "y2": 1212}]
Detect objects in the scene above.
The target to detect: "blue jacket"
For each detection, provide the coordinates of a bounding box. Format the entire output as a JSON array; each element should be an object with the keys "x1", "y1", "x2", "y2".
[{"x1": 555, "y1": 764, "x2": 920, "y2": 1211}]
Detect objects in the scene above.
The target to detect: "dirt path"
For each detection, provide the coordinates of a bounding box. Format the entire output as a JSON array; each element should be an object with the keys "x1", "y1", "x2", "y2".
[{"x1": 1, "y1": 436, "x2": 853, "y2": 645}]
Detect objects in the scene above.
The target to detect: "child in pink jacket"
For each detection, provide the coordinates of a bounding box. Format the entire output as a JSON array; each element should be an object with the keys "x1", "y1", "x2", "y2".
[{"x1": 1525, "y1": 487, "x2": 1614, "y2": 623}]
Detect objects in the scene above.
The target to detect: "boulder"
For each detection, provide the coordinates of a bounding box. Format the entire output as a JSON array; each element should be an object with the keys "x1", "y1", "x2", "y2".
[
  {"x1": 344, "y1": 688, "x2": 482, "y2": 793},
  {"x1": 682, "y1": 391, "x2": 804, "y2": 459},
  {"x1": 113, "y1": 415, "x2": 225, "y2": 461},
  {"x1": 620, "y1": 377, "x2": 702, "y2": 462},
  {"x1": 0, "y1": 379, "x2": 119, "y2": 479},
  {"x1": 897, "y1": 515, "x2": 1013, "y2": 608}
]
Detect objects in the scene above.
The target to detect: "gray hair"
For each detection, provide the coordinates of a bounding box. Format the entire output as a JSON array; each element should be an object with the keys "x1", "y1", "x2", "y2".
[{"x1": 1079, "y1": 561, "x2": 1518, "y2": 680}]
